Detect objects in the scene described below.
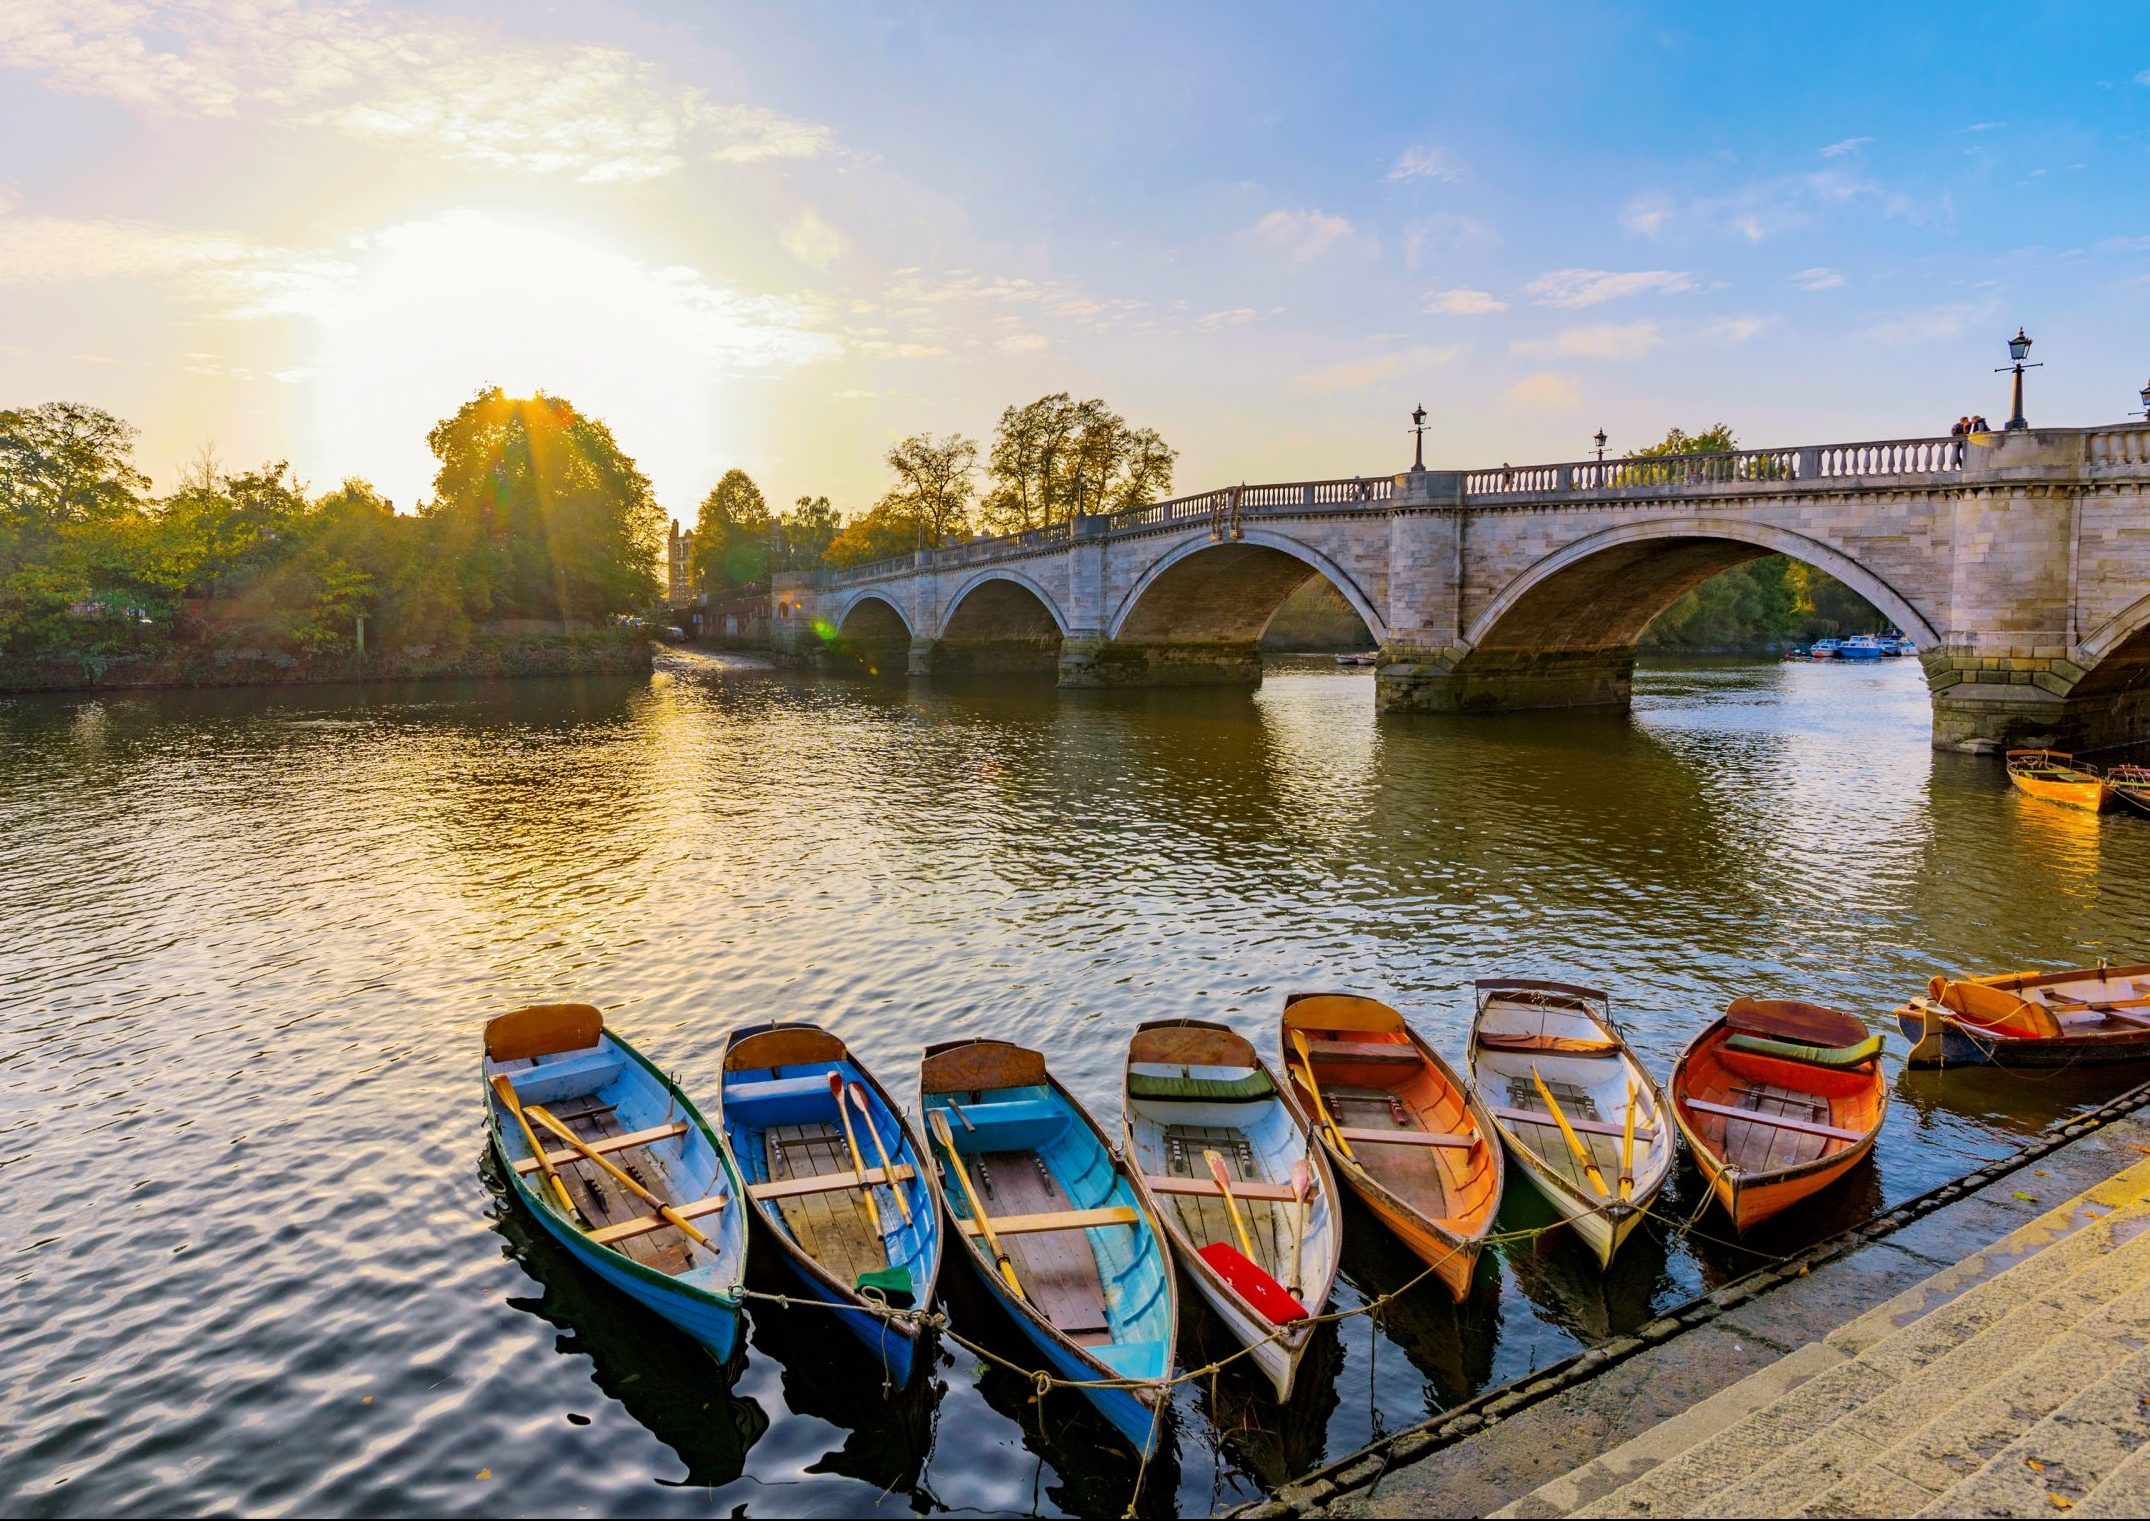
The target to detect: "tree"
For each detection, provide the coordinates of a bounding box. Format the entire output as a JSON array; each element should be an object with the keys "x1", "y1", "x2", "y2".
[
  {"x1": 778, "y1": 494, "x2": 841, "y2": 571},
  {"x1": 882, "y1": 432, "x2": 977, "y2": 547},
  {"x1": 692, "y1": 468, "x2": 774, "y2": 596},
  {"x1": 823, "y1": 499, "x2": 924, "y2": 568},
  {"x1": 423, "y1": 388, "x2": 663, "y2": 622},
  {"x1": 981, "y1": 393, "x2": 1175, "y2": 532},
  {"x1": 0, "y1": 402, "x2": 153, "y2": 652}
]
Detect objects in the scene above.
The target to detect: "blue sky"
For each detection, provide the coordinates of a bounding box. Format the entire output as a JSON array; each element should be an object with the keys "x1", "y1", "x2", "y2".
[{"x1": 0, "y1": 2, "x2": 2144, "y2": 515}]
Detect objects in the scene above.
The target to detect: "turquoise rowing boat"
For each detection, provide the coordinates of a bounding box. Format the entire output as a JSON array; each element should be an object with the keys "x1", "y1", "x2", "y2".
[
  {"x1": 919, "y1": 1038, "x2": 1178, "y2": 1453},
  {"x1": 483, "y1": 1003, "x2": 749, "y2": 1361},
  {"x1": 719, "y1": 1022, "x2": 942, "y2": 1384}
]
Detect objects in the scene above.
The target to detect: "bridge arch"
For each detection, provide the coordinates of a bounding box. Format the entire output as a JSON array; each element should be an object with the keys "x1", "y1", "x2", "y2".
[
  {"x1": 825, "y1": 592, "x2": 912, "y2": 678},
  {"x1": 933, "y1": 569, "x2": 1069, "y2": 676},
  {"x1": 1108, "y1": 528, "x2": 1389, "y2": 645},
  {"x1": 1465, "y1": 517, "x2": 1940, "y2": 654}
]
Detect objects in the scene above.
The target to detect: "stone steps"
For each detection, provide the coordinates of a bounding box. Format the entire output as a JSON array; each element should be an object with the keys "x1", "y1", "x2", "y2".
[
  {"x1": 1687, "y1": 1213, "x2": 2150, "y2": 1518},
  {"x1": 1497, "y1": 1153, "x2": 2150, "y2": 1520},
  {"x1": 1912, "y1": 1343, "x2": 2150, "y2": 1516}
]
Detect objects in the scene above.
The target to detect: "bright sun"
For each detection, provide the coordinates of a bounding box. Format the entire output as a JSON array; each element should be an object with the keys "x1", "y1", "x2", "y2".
[{"x1": 306, "y1": 210, "x2": 828, "y2": 511}]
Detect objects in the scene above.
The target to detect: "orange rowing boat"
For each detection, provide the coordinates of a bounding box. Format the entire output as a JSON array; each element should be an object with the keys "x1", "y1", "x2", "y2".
[
  {"x1": 2005, "y1": 749, "x2": 2110, "y2": 811},
  {"x1": 1279, "y1": 992, "x2": 1503, "y2": 1302},
  {"x1": 1671, "y1": 999, "x2": 1886, "y2": 1232}
]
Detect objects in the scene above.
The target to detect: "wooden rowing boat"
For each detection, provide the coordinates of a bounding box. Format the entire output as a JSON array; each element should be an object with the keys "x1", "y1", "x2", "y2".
[
  {"x1": 1278, "y1": 991, "x2": 1502, "y2": 1301},
  {"x1": 1122, "y1": 1018, "x2": 1340, "y2": 1402},
  {"x1": 2005, "y1": 749, "x2": 2110, "y2": 811},
  {"x1": 1671, "y1": 999, "x2": 1887, "y2": 1232},
  {"x1": 483, "y1": 1003, "x2": 748, "y2": 1359},
  {"x1": 2108, "y1": 765, "x2": 2150, "y2": 818},
  {"x1": 719, "y1": 1022, "x2": 941, "y2": 1384},
  {"x1": 918, "y1": 1037, "x2": 1178, "y2": 1451},
  {"x1": 1467, "y1": 979, "x2": 1672, "y2": 1269},
  {"x1": 1898, "y1": 963, "x2": 2150, "y2": 1068}
]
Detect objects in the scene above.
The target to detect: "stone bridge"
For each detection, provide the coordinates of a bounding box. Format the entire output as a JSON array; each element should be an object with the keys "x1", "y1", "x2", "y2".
[{"x1": 772, "y1": 424, "x2": 2150, "y2": 751}]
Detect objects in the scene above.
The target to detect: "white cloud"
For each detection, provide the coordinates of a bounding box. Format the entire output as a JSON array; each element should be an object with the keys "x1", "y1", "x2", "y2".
[
  {"x1": 781, "y1": 209, "x2": 846, "y2": 271},
  {"x1": 1700, "y1": 314, "x2": 1770, "y2": 345},
  {"x1": 1623, "y1": 198, "x2": 1671, "y2": 237},
  {"x1": 1818, "y1": 137, "x2": 1873, "y2": 157},
  {"x1": 1525, "y1": 268, "x2": 1697, "y2": 308},
  {"x1": 1291, "y1": 344, "x2": 1463, "y2": 394},
  {"x1": 1511, "y1": 321, "x2": 1661, "y2": 361},
  {"x1": 1866, "y1": 300, "x2": 1997, "y2": 345},
  {"x1": 1402, "y1": 214, "x2": 1492, "y2": 268},
  {"x1": 0, "y1": 215, "x2": 351, "y2": 317},
  {"x1": 1196, "y1": 307, "x2": 1259, "y2": 328},
  {"x1": 2096, "y1": 235, "x2": 2150, "y2": 254},
  {"x1": 2137, "y1": 68, "x2": 2150, "y2": 85},
  {"x1": 0, "y1": 2, "x2": 829, "y2": 182},
  {"x1": 1791, "y1": 266, "x2": 1846, "y2": 290},
  {"x1": 995, "y1": 331, "x2": 1049, "y2": 353},
  {"x1": 1622, "y1": 170, "x2": 1945, "y2": 244},
  {"x1": 1423, "y1": 288, "x2": 1506, "y2": 316},
  {"x1": 1504, "y1": 372, "x2": 1583, "y2": 408},
  {"x1": 1249, "y1": 209, "x2": 1363, "y2": 268},
  {"x1": 1386, "y1": 145, "x2": 1468, "y2": 183}
]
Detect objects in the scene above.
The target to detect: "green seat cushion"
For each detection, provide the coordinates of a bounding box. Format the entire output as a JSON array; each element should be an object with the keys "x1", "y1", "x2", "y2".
[
  {"x1": 1125, "y1": 1067, "x2": 1275, "y2": 1102},
  {"x1": 1725, "y1": 1031, "x2": 1884, "y2": 1069}
]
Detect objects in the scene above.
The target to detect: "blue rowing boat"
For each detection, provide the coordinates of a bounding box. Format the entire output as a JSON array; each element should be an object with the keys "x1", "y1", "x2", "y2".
[
  {"x1": 484, "y1": 1003, "x2": 749, "y2": 1361},
  {"x1": 919, "y1": 1038, "x2": 1179, "y2": 1453},
  {"x1": 720, "y1": 1022, "x2": 941, "y2": 1385}
]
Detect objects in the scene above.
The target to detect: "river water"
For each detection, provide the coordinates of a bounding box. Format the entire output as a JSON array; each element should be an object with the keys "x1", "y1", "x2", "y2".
[{"x1": 5, "y1": 652, "x2": 2149, "y2": 1518}]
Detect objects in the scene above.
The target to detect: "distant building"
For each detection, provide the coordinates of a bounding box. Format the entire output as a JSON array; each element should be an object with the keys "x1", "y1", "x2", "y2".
[{"x1": 666, "y1": 520, "x2": 697, "y2": 604}]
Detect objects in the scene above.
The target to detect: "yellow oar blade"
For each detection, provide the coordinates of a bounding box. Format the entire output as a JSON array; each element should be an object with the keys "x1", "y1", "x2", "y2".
[
  {"x1": 1289, "y1": 1028, "x2": 1355, "y2": 1161},
  {"x1": 492, "y1": 1074, "x2": 581, "y2": 1222},
  {"x1": 1531, "y1": 1064, "x2": 1610, "y2": 1200}
]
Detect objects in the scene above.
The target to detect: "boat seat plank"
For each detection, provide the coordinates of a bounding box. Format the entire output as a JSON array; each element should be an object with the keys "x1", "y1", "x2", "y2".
[
  {"x1": 1476, "y1": 1032, "x2": 1622, "y2": 1055},
  {"x1": 745, "y1": 1163, "x2": 915, "y2": 1201},
  {"x1": 514, "y1": 1122, "x2": 689, "y2": 1176},
  {"x1": 1335, "y1": 1125, "x2": 1474, "y2": 1149},
  {"x1": 585, "y1": 1192, "x2": 732, "y2": 1246},
  {"x1": 1306, "y1": 1039, "x2": 1423, "y2": 1064},
  {"x1": 956, "y1": 1205, "x2": 1139, "y2": 1237},
  {"x1": 1488, "y1": 1104, "x2": 1657, "y2": 1142},
  {"x1": 550, "y1": 1103, "x2": 691, "y2": 1274},
  {"x1": 1686, "y1": 1097, "x2": 1864, "y2": 1143},
  {"x1": 977, "y1": 1150, "x2": 1111, "y2": 1338},
  {"x1": 1144, "y1": 1173, "x2": 1302, "y2": 1203}
]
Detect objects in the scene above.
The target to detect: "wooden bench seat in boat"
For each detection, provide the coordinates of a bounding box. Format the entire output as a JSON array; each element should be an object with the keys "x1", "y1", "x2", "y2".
[
  {"x1": 1304, "y1": 1039, "x2": 1424, "y2": 1064},
  {"x1": 936, "y1": 1098, "x2": 1067, "y2": 1153},
  {"x1": 955, "y1": 1205, "x2": 1140, "y2": 1237},
  {"x1": 1334, "y1": 1125, "x2": 1474, "y2": 1149},
  {"x1": 585, "y1": 1192, "x2": 732, "y2": 1247},
  {"x1": 495, "y1": 1047, "x2": 625, "y2": 1107},
  {"x1": 1474, "y1": 1032, "x2": 1623, "y2": 1055},
  {"x1": 1489, "y1": 1104, "x2": 1658, "y2": 1142},
  {"x1": 1684, "y1": 1098, "x2": 1864, "y2": 1143},
  {"x1": 513, "y1": 1121, "x2": 689, "y2": 1176},
  {"x1": 1144, "y1": 1173, "x2": 1304, "y2": 1203},
  {"x1": 745, "y1": 1163, "x2": 915, "y2": 1202}
]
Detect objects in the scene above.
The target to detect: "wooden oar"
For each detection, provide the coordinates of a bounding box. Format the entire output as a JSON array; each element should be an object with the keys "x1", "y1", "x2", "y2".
[
  {"x1": 525, "y1": 1104, "x2": 716, "y2": 1248},
  {"x1": 827, "y1": 1073, "x2": 882, "y2": 1236},
  {"x1": 1287, "y1": 1156, "x2": 1312, "y2": 1299},
  {"x1": 929, "y1": 1108, "x2": 1023, "y2": 1300},
  {"x1": 1288, "y1": 1028, "x2": 1355, "y2": 1162},
  {"x1": 1204, "y1": 1149, "x2": 1260, "y2": 1262},
  {"x1": 1530, "y1": 1065, "x2": 1610, "y2": 1200},
  {"x1": 1619, "y1": 1081, "x2": 1637, "y2": 1201},
  {"x1": 845, "y1": 1079, "x2": 913, "y2": 1224},
  {"x1": 491, "y1": 1075, "x2": 581, "y2": 1223}
]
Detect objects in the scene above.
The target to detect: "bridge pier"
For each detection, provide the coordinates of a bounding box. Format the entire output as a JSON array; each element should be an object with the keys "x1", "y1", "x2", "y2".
[
  {"x1": 1376, "y1": 642, "x2": 1636, "y2": 714},
  {"x1": 1057, "y1": 636, "x2": 1263, "y2": 689},
  {"x1": 915, "y1": 636, "x2": 1062, "y2": 678}
]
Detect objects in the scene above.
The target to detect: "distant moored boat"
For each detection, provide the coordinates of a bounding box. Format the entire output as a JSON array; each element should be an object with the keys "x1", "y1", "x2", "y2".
[
  {"x1": 1899, "y1": 965, "x2": 2150, "y2": 1068},
  {"x1": 2005, "y1": 749, "x2": 2110, "y2": 812}
]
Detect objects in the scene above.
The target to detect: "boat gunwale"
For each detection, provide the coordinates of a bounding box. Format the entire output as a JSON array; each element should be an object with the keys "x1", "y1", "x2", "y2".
[
  {"x1": 718, "y1": 1020, "x2": 940, "y2": 1343},
  {"x1": 487, "y1": 1025, "x2": 748, "y2": 1310},
  {"x1": 917, "y1": 1036, "x2": 1179, "y2": 1409}
]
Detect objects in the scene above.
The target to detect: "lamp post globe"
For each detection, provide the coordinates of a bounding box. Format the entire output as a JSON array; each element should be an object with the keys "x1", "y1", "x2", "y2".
[
  {"x1": 2139, "y1": 378, "x2": 2150, "y2": 421},
  {"x1": 1410, "y1": 403, "x2": 1428, "y2": 472},
  {"x1": 2008, "y1": 328, "x2": 2032, "y2": 364},
  {"x1": 1593, "y1": 427, "x2": 1608, "y2": 465}
]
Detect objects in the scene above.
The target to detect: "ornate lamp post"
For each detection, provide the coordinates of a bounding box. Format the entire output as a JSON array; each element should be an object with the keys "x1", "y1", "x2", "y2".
[
  {"x1": 1593, "y1": 428, "x2": 1608, "y2": 463},
  {"x1": 1996, "y1": 328, "x2": 2042, "y2": 431},
  {"x1": 2139, "y1": 377, "x2": 2150, "y2": 422},
  {"x1": 1410, "y1": 403, "x2": 1428, "y2": 471}
]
